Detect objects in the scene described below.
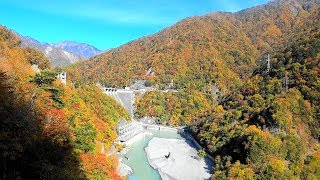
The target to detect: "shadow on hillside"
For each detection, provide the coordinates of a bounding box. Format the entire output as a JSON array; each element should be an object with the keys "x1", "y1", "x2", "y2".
[{"x1": 0, "y1": 72, "x2": 86, "y2": 179}]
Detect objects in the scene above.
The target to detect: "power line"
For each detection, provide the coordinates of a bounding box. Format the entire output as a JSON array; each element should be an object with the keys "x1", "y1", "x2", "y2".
[{"x1": 220, "y1": 54, "x2": 270, "y2": 104}]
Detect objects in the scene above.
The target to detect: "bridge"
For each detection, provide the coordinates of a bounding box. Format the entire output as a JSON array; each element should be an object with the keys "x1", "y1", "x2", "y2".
[{"x1": 102, "y1": 88, "x2": 135, "y2": 119}]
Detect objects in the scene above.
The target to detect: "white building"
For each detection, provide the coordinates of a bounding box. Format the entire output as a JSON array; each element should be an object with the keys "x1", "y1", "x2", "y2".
[{"x1": 57, "y1": 72, "x2": 67, "y2": 85}]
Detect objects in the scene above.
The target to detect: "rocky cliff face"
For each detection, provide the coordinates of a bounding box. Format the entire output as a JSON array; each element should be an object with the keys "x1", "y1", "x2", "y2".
[
  {"x1": 54, "y1": 40, "x2": 102, "y2": 59},
  {"x1": 17, "y1": 34, "x2": 86, "y2": 67}
]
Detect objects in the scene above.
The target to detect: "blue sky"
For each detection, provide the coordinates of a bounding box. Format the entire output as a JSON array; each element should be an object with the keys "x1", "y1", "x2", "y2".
[{"x1": 0, "y1": 0, "x2": 270, "y2": 50}]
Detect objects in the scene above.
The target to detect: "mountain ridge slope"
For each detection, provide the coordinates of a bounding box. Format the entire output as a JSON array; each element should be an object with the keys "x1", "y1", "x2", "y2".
[{"x1": 67, "y1": 0, "x2": 319, "y2": 94}]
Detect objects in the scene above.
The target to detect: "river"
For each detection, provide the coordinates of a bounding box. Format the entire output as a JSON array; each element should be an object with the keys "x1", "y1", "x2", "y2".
[{"x1": 120, "y1": 129, "x2": 183, "y2": 180}]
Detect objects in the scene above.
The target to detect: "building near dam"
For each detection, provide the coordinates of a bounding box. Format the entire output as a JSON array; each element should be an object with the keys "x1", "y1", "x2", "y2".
[{"x1": 57, "y1": 72, "x2": 67, "y2": 85}]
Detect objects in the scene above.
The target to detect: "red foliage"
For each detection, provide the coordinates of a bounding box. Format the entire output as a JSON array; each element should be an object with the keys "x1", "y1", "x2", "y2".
[
  {"x1": 42, "y1": 108, "x2": 69, "y2": 144},
  {"x1": 80, "y1": 119, "x2": 89, "y2": 123},
  {"x1": 94, "y1": 119, "x2": 106, "y2": 132},
  {"x1": 73, "y1": 103, "x2": 80, "y2": 109},
  {"x1": 167, "y1": 101, "x2": 174, "y2": 110},
  {"x1": 80, "y1": 153, "x2": 121, "y2": 180}
]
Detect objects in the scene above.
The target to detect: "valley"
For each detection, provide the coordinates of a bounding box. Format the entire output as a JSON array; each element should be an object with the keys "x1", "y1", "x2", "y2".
[{"x1": 0, "y1": 0, "x2": 319, "y2": 179}]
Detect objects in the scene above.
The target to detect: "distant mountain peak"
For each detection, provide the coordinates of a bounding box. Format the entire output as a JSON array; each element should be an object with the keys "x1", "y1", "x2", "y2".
[
  {"x1": 10, "y1": 30, "x2": 103, "y2": 67},
  {"x1": 12, "y1": 31, "x2": 85, "y2": 67},
  {"x1": 54, "y1": 40, "x2": 102, "y2": 59}
]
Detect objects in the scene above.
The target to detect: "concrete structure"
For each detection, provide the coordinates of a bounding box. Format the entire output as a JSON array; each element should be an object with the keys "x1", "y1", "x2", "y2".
[
  {"x1": 118, "y1": 162, "x2": 133, "y2": 176},
  {"x1": 57, "y1": 72, "x2": 67, "y2": 85},
  {"x1": 116, "y1": 119, "x2": 144, "y2": 145},
  {"x1": 102, "y1": 87, "x2": 135, "y2": 118},
  {"x1": 129, "y1": 79, "x2": 155, "y2": 91},
  {"x1": 144, "y1": 124, "x2": 178, "y2": 132},
  {"x1": 100, "y1": 79, "x2": 178, "y2": 119}
]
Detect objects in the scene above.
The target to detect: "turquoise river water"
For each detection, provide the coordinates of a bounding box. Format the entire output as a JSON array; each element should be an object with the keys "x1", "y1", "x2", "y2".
[{"x1": 120, "y1": 130, "x2": 183, "y2": 180}]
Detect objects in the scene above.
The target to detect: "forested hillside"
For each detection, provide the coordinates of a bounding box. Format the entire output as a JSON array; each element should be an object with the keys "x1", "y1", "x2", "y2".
[
  {"x1": 69, "y1": 0, "x2": 320, "y2": 178},
  {"x1": 67, "y1": 0, "x2": 317, "y2": 93},
  {"x1": 190, "y1": 12, "x2": 320, "y2": 179},
  {"x1": 134, "y1": 2, "x2": 320, "y2": 178},
  {"x1": 132, "y1": 0, "x2": 319, "y2": 126},
  {"x1": 67, "y1": 0, "x2": 319, "y2": 129},
  {"x1": 0, "y1": 26, "x2": 129, "y2": 179}
]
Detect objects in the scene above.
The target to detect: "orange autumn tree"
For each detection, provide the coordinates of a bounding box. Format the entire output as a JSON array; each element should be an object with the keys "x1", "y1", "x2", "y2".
[{"x1": 81, "y1": 154, "x2": 121, "y2": 180}]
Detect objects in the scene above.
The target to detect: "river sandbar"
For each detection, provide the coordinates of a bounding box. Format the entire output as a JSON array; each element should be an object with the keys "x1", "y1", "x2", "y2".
[{"x1": 145, "y1": 137, "x2": 212, "y2": 180}]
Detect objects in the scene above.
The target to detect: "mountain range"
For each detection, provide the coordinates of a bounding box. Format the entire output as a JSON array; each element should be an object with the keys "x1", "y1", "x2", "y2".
[
  {"x1": 14, "y1": 32, "x2": 102, "y2": 67},
  {"x1": 54, "y1": 40, "x2": 102, "y2": 59}
]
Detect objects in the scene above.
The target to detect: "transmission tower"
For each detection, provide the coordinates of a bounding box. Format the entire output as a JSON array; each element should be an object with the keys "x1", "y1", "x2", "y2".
[
  {"x1": 282, "y1": 73, "x2": 289, "y2": 91},
  {"x1": 285, "y1": 74, "x2": 289, "y2": 91},
  {"x1": 267, "y1": 54, "x2": 271, "y2": 74}
]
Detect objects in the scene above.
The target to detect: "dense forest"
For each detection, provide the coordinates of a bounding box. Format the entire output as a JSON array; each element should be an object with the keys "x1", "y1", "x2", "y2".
[
  {"x1": 67, "y1": 0, "x2": 317, "y2": 93},
  {"x1": 191, "y1": 16, "x2": 320, "y2": 179},
  {"x1": 0, "y1": 26, "x2": 129, "y2": 179},
  {"x1": 132, "y1": 0, "x2": 318, "y2": 122},
  {"x1": 134, "y1": 1, "x2": 320, "y2": 178}
]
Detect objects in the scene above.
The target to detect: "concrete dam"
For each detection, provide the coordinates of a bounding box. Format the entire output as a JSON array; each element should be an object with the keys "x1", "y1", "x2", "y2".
[{"x1": 102, "y1": 88, "x2": 135, "y2": 118}]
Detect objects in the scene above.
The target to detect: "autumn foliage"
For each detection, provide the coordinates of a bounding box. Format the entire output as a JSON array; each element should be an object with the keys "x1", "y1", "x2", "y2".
[
  {"x1": 191, "y1": 11, "x2": 320, "y2": 179},
  {"x1": 80, "y1": 154, "x2": 121, "y2": 180},
  {"x1": 0, "y1": 26, "x2": 128, "y2": 179}
]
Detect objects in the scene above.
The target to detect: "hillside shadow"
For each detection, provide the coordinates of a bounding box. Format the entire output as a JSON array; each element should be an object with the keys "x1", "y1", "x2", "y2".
[{"x1": 0, "y1": 72, "x2": 86, "y2": 179}]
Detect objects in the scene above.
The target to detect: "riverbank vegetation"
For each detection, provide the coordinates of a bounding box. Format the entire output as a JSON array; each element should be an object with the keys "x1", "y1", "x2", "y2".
[{"x1": 135, "y1": 90, "x2": 212, "y2": 126}]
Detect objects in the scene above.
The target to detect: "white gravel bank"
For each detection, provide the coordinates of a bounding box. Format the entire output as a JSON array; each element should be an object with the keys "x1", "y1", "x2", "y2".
[{"x1": 145, "y1": 137, "x2": 212, "y2": 180}]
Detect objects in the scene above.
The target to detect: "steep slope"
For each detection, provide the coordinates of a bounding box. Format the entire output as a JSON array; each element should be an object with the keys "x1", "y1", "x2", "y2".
[
  {"x1": 54, "y1": 40, "x2": 102, "y2": 58},
  {"x1": 133, "y1": 0, "x2": 320, "y2": 125},
  {"x1": 0, "y1": 26, "x2": 128, "y2": 179},
  {"x1": 134, "y1": 3, "x2": 320, "y2": 178},
  {"x1": 67, "y1": 0, "x2": 319, "y2": 94},
  {"x1": 15, "y1": 32, "x2": 86, "y2": 67},
  {"x1": 190, "y1": 10, "x2": 320, "y2": 178},
  {"x1": 42, "y1": 45, "x2": 85, "y2": 67}
]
